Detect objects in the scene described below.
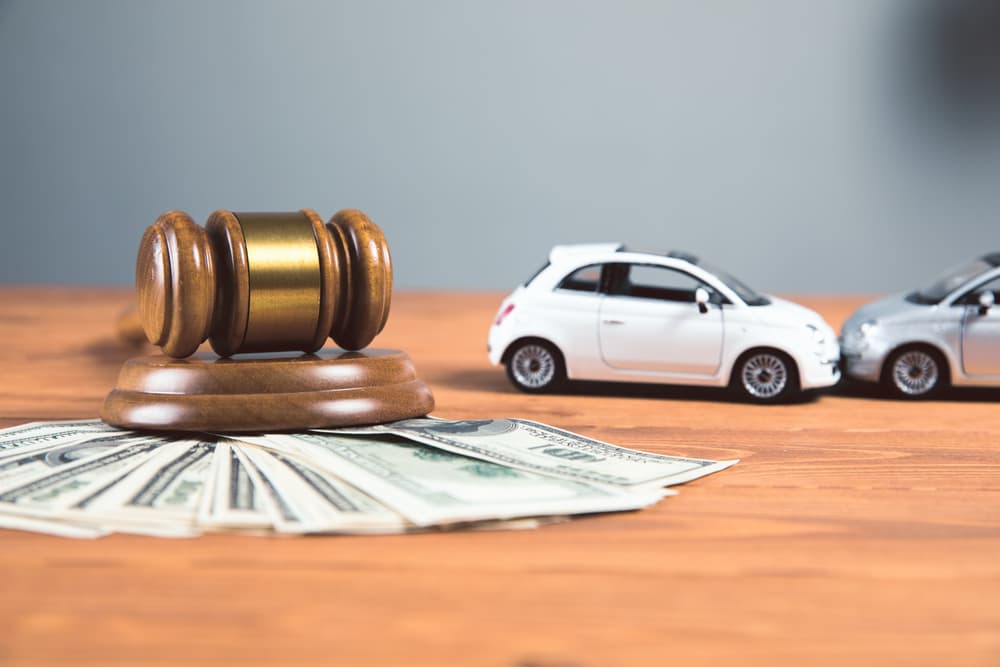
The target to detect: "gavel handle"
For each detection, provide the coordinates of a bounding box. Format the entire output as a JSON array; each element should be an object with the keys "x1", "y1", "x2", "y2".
[{"x1": 116, "y1": 304, "x2": 149, "y2": 347}]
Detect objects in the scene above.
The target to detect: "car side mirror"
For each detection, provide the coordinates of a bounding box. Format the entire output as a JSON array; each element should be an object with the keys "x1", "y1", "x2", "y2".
[
  {"x1": 695, "y1": 287, "x2": 710, "y2": 314},
  {"x1": 978, "y1": 290, "x2": 995, "y2": 315}
]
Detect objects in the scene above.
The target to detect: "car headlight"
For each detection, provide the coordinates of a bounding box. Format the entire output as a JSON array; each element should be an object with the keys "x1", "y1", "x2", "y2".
[
  {"x1": 806, "y1": 324, "x2": 826, "y2": 345},
  {"x1": 842, "y1": 319, "x2": 877, "y2": 352}
]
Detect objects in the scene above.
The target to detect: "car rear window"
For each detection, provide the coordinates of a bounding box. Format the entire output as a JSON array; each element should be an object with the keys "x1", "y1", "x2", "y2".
[{"x1": 557, "y1": 264, "x2": 603, "y2": 292}]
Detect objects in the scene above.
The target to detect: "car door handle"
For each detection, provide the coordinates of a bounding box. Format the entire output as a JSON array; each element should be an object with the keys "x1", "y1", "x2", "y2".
[{"x1": 602, "y1": 319, "x2": 625, "y2": 325}]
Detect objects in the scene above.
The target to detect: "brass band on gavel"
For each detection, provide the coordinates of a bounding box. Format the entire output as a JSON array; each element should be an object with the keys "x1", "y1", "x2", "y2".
[{"x1": 136, "y1": 208, "x2": 392, "y2": 358}]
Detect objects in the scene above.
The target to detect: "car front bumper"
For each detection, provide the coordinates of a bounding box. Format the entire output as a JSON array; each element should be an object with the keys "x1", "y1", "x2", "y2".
[
  {"x1": 839, "y1": 334, "x2": 891, "y2": 383},
  {"x1": 799, "y1": 354, "x2": 842, "y2": 390},
  {"x1": 841, "y1": 352, "x2": 883, "y2": 383}
]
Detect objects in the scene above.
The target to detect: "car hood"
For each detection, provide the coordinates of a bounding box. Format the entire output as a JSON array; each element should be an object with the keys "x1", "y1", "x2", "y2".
[
  {"x1": 841, "y1": 292, "x2": 930, "y2": 333},
  {"x1": 752, "y1": 295, "x2": 833, "y2": 331}
]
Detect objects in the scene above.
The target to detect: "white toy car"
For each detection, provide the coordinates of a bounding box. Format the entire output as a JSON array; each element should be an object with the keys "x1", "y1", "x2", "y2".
[
  {"x1": 487, "y1": 244, "x2": 840, "y2": 403},
  {"x1": 840, "y1": 253, "x2": 1000, "y2": 398}
]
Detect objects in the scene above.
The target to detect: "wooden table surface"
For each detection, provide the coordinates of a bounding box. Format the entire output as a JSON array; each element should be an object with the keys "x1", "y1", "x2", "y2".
[{"x1": 0, "y1": 287, "x2": 997, "y2": 667}]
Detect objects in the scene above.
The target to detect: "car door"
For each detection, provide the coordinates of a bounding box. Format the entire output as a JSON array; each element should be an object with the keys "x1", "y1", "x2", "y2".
[
  {"x1": 960, "y1": 276, "x2": 1000, "y2": 377},
  {"x1": 545, "y1": 262, "x2": 609, "y2": 366},
  {"x1": 598, "y1": 263, "x2": 724, "y2": 375}
]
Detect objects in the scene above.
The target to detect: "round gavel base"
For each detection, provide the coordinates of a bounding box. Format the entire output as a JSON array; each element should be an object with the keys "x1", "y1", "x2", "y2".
[{"x1": 101, "y1": 349, "x2": 435, "y2": 432}]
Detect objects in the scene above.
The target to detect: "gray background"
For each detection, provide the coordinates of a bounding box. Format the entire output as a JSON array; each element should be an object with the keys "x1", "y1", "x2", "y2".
[{"x1": 1, "y1": 0, "x2": 998, "y2": 292}]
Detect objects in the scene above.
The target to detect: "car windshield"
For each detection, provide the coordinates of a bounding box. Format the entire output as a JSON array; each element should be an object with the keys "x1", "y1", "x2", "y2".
[
  {"x1": 699, "y1": 261, "x2": 770, "y2": 306},
  {"x1": 908, "y1": 258, "x2": 996, "y2": 305}
]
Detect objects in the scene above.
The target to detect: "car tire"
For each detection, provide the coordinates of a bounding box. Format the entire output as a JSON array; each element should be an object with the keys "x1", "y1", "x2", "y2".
[
  {"x1": 882, "y1": 346, "x2": 947, "y2": 399},
  {"x1": 731, "y1": 349, "x2": 799, "y2": 404},
  {"x1": 505, "y1": 340, "x2": 566, "y2": 393}
]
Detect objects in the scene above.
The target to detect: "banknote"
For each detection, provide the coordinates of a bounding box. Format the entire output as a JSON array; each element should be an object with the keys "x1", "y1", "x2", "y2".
[
  {"x1": 0, "y1": 416, "x2": 735, "y2": 538},
  {"x1": 0, "y1": 513, "x2": 109, "y2": 539},
  {"x1": 231, "y1": 446, "x2": 303, "y2": 532},
  {"x1": 237, "y1": 444, "x2": 409, "y2": 534},
  {"x1": 0, "y1": 431, "x2": 154, "y2": 485},
  {"x1": 227, "y1": 446, "x2": 541, "y2": 535},
  {"x1": 196, "y1": 442, "x2": 272, "y2": 531},
  {"x1": 0, "y1": 420, "x2": 122, "y2": 460},
  {"x1": 78, "y1": 440, "x2": 214, "y2": 536},
  {"x1": 0, "y1": 440, "x2": 163, "y2": 520},
  {"x1": 323, "y1": 418, "x2": 737, "y2": 490},
  {"x1": 237, "y1": 431, "x2": 668, "y2": 526}
]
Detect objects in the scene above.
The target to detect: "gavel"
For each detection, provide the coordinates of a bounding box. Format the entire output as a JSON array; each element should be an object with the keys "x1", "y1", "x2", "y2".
[{"x1": 136, "y1": 208, "x2": 391, "y2": 358}]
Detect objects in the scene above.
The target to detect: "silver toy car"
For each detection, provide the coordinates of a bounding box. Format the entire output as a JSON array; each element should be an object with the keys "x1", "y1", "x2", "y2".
[{"x1": 840, "y1": 253, "x2": 1000, "y2": 398}]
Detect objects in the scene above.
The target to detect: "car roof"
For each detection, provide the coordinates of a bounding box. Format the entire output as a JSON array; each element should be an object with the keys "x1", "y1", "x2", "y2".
[
  {"x1": 547, "y1": 244, "x2": 700, "y2": 267},
  {"x1": 547, "y1": 243, "x2": 624, "y2": 263},
  {"x1": 529, "y1": 244, "x2": 749, "y2": 305}
]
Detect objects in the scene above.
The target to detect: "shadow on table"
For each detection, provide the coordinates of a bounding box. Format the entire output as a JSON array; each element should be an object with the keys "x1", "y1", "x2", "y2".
[
  {"x1": 435, "y1": 369, "x2": 820, "y2": 405},
  {"x1": 832, "y1": 379, "x2": 1000, "y2": 403}
]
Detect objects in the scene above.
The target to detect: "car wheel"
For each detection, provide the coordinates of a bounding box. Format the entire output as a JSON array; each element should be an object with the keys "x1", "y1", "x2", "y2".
[
  {"x1": 505, "y1": 340, "x2": 565, "y2": 393},
  {"x1": 883, "y1": 346, "x2": 945, "y2": 399},
  {"x1": 733, "y1": 350, "x2": 799, "y2": 403}
]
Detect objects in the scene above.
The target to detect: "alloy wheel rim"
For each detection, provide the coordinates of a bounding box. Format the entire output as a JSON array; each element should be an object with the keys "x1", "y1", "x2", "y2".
[
  {"x1": 511, "y1": 345, "x2": 555, "y2": 388},
  {"x1": 742, "y1": 353, "x2": 788, "y2": 398},
  {"x1": 892, "y1": 350, "x2": 938, "y2": 395}
]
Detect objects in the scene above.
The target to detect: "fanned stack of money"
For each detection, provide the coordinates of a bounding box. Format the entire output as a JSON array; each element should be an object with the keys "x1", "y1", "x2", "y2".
[{"x1": 0, "y1": 418, "x2": 736, "y2": 538}]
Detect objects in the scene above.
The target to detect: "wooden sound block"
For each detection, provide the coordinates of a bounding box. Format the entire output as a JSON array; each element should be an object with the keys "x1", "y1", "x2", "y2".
[{"x1": 101, "y1": 349, "x2": 434, "y2": 432}]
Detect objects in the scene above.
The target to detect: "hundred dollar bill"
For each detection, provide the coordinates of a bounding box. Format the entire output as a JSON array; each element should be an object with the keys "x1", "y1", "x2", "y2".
[
  {"x1": 197, "y1": 442, "x2": 272, "y2": 531},
  {"x1": 237, "y1": 432, "x2": 668, "y2": 527},
  {"x1": 237, "y1": 444, "x2": 408, "y2": 534},
  {"x1": 0, "y1": 431, "x2": 155, "y2": 485},
  {"x1": 230, "y1": 446, "x2": 299, "y2": 532},
  {"x1": 0, "y1": 440, "x2": 164, "y2": 520},
  {"x1": 78, "y1": 440, "x2": 213, "y2": 535},
  {"x1": 233, "y1": 445, "x2": 381, "y2": 534},
  {"x1": 0, "y1": 513, "x2": 109, "y2": 539},
  {"x1": 0, "y1": 420, "x2": 122, "y2": 460},
  {"x1": 323, "y1": 418, "x2": 737, "y2": 490},
  {"x1": 231, "y1": 443, "x2": 545, "y2": 535}
]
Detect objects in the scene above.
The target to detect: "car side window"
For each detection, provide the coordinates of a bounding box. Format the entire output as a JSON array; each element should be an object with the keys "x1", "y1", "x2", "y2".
[
  {"x1": 610, "y1": 264, "x2": 707, "y2": 303},
  {"x1": 556, "y1": 264, "x2": 605, "y2": 293},
  {"x1": 956, "y1": 275, "x2": 1000, "y2": 305}
]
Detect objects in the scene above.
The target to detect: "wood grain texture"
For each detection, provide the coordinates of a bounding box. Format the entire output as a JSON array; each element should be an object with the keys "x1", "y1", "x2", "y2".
[
  {"x1": 303, "y1": 208, "x2": 340, "y2": 353},
  {"x1": 137, "y1": 211, "x2": 217, "y2": 357},
  {"x1": 326, "y1": 209, "x2": 393, "y2": 351},
  {"x1": 0, "y1": 287, "x2": 998, "y2": 667},
  {"x1": 204, "y1": 209, "x2": 252, "y2": 357},
  {"x1": 137, "y1": 209, "x2": 392, "y2": 358},
  {"x1": 101, "y1": 349, "x2": 435, "y2": 431}
]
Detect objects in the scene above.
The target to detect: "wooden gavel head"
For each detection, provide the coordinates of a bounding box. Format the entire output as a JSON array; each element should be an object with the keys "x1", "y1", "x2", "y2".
[{"x1": 137, "y1": 208, "x2": 392, "y2": 358}]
